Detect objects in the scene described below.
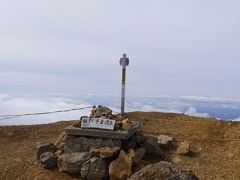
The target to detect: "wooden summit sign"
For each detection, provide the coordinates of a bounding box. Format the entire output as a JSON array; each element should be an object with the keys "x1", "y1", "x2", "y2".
[{"x1": 81, "y1": 117, "x2": 116, "y2": 130}]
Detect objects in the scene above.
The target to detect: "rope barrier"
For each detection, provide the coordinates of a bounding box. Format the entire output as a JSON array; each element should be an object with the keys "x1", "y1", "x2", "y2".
[{"x1": 0, "y1": 106, "x2": 93, "y2": 121}]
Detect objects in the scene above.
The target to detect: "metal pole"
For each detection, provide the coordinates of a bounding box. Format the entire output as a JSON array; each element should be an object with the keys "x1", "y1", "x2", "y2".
[{"x1": 119, "y1": 54, "x2": 129, "y2": 115}]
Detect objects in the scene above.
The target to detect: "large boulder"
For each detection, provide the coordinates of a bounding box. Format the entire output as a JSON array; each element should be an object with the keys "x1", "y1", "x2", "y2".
[
  {"x1": 109, "y1": 150, "x2": 132, "y2": 180},
  {"x1": 128, "y1": 161, "x2": 199, "y2": 180},
  {"x1": 58, "y1": 152, "x2": 91, "y2": 174},
  {"x1": 177, "y1": 141, "x2": 190, "y2": 155},
  {"x1": 81, "y1": 157, "x2": 108, "y2": 180},
  {"x1": 90, "y1": 146, "x2": 121, "y2": 159},
  {"x1": 39, "y1": 152, "x2": 57, "y2": 169},
  {"x1": 64, "y1": 137, "x2": 121, "y2": 153},
  {"x1": 142, "y1": 136, "x2": 165, "y2": 159},
  {"x1": 36, "y1": 142, "x2": 57, "y2": 160}
]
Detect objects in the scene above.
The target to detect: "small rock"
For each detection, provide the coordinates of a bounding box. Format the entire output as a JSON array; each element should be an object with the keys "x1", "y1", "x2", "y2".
[
  {"x1": 177, "y1": 141, "x2": 190, "y2": 155},
  {"x1": 90, "y1": 106, "x2": 112, "y2": 118},
  {"x1": 122, "y1": 119, "x2": 133, "y2": 130},
  {"x1": 54, "y1": 132, "x2": 68, "y2": 147},
  {"x1": 81, "y1": 157, "x2": 108, "y2": 180},
  {"x1": 54, "y1": 150, "x2": 63, "y2": 158},
  {"x1": 172, "y1": 157, "x2": 181, "y2": 164},
  {"x1": 58, "y1": 152, "x2": 91, "y2": 174},
  {"x1": 127, "y1": 148, "x2": 146, "y2": 165},
  {"x1": 142, "y1": 136, "x2": 165, "y2": 159},
  {"x1": 36, "y1": 142, "x2": 57, "y2": 160},
  {"x1": 90, "y1": 146, "x2": 121, "y2": 159},
  {"x1": 39, "y1": 152, "x2": 57, "y2": 169},
  {"x1": 109, "y1": 150, "x2": 133, "y2": 180},
  {"x1": 128, "y1": 161, "x2": 199, "y2": 180},
  {"x1": 73, "y1": 120, "x2": 81, "y2": 128},
  {"x1": 157, "y1": 135, "x2": 175, "y2": 149}
]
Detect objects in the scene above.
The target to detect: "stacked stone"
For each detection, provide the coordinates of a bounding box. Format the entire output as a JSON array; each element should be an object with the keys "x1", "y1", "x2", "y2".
[
  {"x1": 74, "y1": 106, "x2": 137, "y2": 131},
  {"x1": 36, "y1": 106, "x2": 198, "y2": 180}
]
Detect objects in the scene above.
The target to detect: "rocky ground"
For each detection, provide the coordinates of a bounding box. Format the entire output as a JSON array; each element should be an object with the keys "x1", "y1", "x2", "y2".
[{"x1": 0, "y1": 112, "x2": 240, "y2": 179}]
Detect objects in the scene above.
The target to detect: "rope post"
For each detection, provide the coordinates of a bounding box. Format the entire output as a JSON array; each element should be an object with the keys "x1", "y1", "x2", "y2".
[{"x1": 119, "y1": 53, "x2": 129, "y2": 115}]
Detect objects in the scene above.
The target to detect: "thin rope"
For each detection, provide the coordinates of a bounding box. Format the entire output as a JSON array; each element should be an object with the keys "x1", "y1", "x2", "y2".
[{"x1": 0, "y1": 106, "x2": 93, "y2": 121}]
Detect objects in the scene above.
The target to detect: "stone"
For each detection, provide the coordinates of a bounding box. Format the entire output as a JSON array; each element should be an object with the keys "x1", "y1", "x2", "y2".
[
  {"x1": 64, "y1": 137, "x2": 121, "y2": 153},
  {"x1": 177, "y1": 141, "x2": 190, "y2": 155},
  {"x1": 39, "y1": 152, "x2": 57, "y2": 169},
  {"x1": 129, "y1": 132, "x2": 146, "y2": 144},
  {"x1": 172, "y1": 157, "x2": 181, "y2": 164},
  {"x1": 109, "y1": 150, "x2": 132, "y2": 180},
  {"x1": 36, "y1": 142, "x2": 57, "y2": 160},
  {"x1": 142, "y1": 136, "x2": 165, "y2": 159},
  {"x1": 58, "y1": 152, "x2": 91, "y2": 174},
  {"x1": 122, "y1": 122, "x2": 133, "y2": 131},
  {"x1": 90, "y1": 146, "x2": 121, "y2": 159},
  {"x1": 73, "y1": 120, "x2": 81, "y2": 128},
  {"x1": 54, "y1": 150, "x2": 63, "y2": 158},
  {"x1": 81, "y1": 157, "x2": 108, "y2": 180},
  {"x1": 127, "y1": 148, "x2": 146, "y2": 165},
  {"x1": 54, "y1": 132, "x2": 68, "y2": 148},
  {"x1": 122, "y1": 140, "x2": 137, "y2": 152},
  {"x1": 128, "y1": 161, "x2": 199, "y2": 180},
  {"x1": 90, "y1": 106, "x2": 112, "y2": 118},
  {"x1": 65, "y1": 127, "x2": 135, "y2": 140},
  {"x1": 122, "y1": 119, "x2": 133, "y2": 130},
  {"x1": 157, "y1": 135, "x2": 175, "y2": 149}
]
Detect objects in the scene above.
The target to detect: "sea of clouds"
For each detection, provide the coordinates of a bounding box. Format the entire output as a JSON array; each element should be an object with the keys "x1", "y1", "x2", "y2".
[{"x1": 0, "y1": 93, "x2": 240, "y2": 126}]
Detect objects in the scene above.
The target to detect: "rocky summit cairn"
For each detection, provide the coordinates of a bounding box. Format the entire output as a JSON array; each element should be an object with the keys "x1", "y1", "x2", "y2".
[{"x1": 36, "y1": 106, "x2": 199, "y2": 180}]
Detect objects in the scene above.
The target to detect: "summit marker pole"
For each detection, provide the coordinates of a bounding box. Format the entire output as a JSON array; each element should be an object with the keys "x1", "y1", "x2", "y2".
[{"x1": 119, "y1": 53, "x2": 129, "y2": 115}]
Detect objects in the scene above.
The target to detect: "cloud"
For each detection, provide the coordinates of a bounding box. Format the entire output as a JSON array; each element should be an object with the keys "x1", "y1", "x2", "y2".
[
  {"x1": 0, "y1": 94, "x2": 92, "y2": 126},
  {"x1": 184, "y1": 107, "x2": 210, "y2": 118},
  {"x1": 1, "y1": 94, "x2": 240, "y2": 126}
]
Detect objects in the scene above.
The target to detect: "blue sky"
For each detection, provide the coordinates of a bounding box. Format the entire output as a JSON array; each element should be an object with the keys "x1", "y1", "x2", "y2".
[{"x1": 0, "y1": 0, "x2": 240, "y2": 98}]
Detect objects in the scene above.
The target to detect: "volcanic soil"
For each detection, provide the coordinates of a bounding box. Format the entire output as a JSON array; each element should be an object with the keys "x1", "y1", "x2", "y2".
[{"x1": 0, "y1": 112, "x2": 240, "y2": 180}]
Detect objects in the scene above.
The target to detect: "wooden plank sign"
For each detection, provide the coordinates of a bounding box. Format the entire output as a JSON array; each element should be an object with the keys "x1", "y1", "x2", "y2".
[{"x1": 81, "y1": 117, "x2": 116, "y2": 130}]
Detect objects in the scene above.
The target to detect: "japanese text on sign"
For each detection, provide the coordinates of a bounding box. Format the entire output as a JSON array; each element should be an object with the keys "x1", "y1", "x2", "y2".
[{"x1": 81, "y1": 117, "x2": 116, "y2": 130}]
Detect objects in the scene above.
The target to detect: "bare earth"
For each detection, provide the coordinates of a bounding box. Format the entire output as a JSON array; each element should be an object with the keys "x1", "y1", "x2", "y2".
[{"x1": 0, "y1": 112, "x2": 240, "y2": 180}]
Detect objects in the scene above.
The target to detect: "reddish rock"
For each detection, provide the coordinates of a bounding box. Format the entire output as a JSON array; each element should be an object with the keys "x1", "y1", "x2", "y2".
[
  {"x1": 109, "y1": 150, "x2": 132, "y2": 180},
  {"x1": 90, "y1": 146, "x2": 121, "y2": 159}
]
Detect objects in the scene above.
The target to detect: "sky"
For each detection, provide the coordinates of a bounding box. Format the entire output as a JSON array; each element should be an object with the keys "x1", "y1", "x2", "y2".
[{"x1": 0, "y1": 1, "x2": 240, "y2": 97}]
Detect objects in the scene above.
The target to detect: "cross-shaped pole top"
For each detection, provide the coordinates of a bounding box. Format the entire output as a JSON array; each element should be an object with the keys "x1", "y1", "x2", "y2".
[{"x1": 119, "y1": 53, "x2": 129, "y2": 68}]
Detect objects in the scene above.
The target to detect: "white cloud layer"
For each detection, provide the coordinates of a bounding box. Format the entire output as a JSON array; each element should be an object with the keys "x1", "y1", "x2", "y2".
[{"x1": 1, "y1": 93, "x2": 240, "y2": 125}]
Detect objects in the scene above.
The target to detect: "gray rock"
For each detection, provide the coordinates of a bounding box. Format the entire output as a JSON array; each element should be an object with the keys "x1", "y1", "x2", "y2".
[
  {"x1": 39, "y1": 152, "x2": 57, "y2": 169},
  {"x1": 64, "y1": 137, "x2": 121, "y2": 153},
  {"x1": 157, "y1": 135, "x2": 176, "y2": 149},
  {"x1": 142, "y1": 136, "x2": 165, "y2": 159},
  {"x1": 81, "y1": 158, "x2": 108, "y2": 180},
  {"x1": 128, "y1": 161, "x2": 199, "y2": 180},
  {"x1": 58, "y1": 152, "x2": 91, "y2": 174},
  {"x1": 36, "y1": 142, "x2": 57, "y2": 160}
]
